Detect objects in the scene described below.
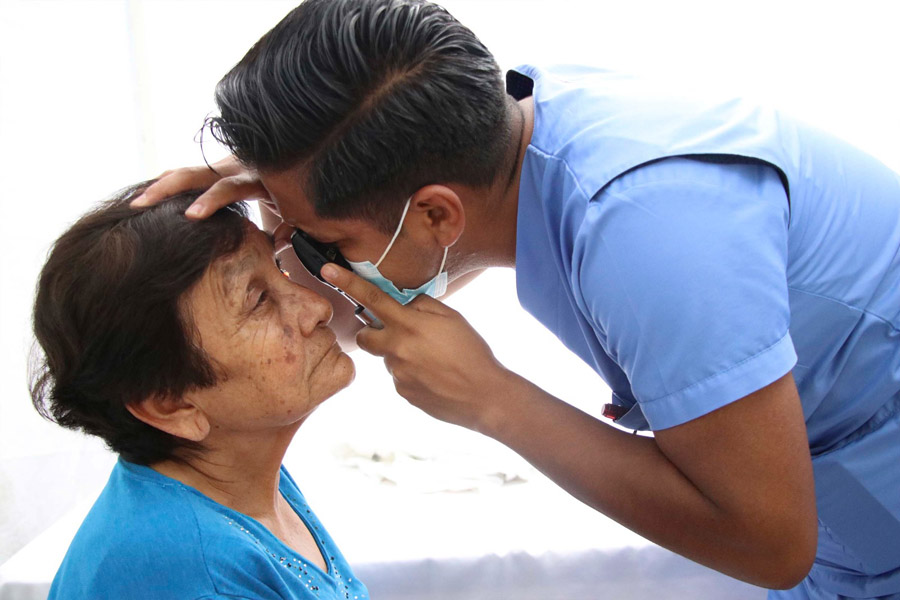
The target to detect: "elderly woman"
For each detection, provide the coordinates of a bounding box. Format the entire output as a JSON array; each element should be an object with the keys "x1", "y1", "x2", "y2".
[{"x1": 30, "y1": 183, "x2": 369, "y2": 600}]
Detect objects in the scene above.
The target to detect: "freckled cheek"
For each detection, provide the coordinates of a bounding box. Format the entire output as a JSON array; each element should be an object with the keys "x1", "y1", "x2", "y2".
[
  {"x1": 277, "y1": 331, "x2": 308, "y2": 369},
  {"x1": 262, "y1": 345, "x2": 307, "y2": 374},
  {"x1": 245, "y1": 332, "x2": 311, "y2": 384}
]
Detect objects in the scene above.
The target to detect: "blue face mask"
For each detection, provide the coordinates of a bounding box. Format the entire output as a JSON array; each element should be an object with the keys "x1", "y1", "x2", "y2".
[{"x1": 346, "y1": 197, "x2": 449, "y2": 305}]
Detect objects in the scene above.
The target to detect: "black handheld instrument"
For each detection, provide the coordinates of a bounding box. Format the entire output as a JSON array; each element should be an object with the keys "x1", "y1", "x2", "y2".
[{"x1": 290, "y1": 229, "x2": 384, "y2": 329}]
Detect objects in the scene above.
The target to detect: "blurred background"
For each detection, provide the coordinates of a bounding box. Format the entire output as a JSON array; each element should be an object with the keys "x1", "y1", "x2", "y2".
[{"x1": 1, "y1": 0, "x2": 898, "y2": 598}]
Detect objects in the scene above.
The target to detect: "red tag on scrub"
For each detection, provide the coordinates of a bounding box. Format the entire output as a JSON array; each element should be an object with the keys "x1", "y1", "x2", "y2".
[{"x1": 602, "y1": 403, "x2": 629, "y2": 421}]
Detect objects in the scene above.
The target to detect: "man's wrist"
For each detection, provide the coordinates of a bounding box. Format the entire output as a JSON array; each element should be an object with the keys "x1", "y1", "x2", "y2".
[{"x1": 473, "y1": 367, "x2": 531, "y2": 440}]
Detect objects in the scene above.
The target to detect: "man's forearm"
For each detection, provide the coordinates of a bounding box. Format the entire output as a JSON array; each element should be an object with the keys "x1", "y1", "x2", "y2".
[{"x1": 477, "y1": 371, "x2": 815, "y2": 589}]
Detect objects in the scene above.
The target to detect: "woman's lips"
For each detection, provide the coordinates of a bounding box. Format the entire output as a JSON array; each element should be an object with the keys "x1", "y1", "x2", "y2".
[{"x1": 313, "y1": 329, "x2": 340, "y2": 368}]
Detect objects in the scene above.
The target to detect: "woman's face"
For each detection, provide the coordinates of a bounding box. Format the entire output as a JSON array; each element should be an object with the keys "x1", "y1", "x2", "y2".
[{"x1": 182, "y1": 222, "x2": 355, "y2": 433}]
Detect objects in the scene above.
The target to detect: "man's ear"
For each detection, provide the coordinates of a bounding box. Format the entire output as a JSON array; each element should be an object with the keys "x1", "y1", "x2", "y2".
[
  {"x1": 409, "y1": 185, "x2": 466, "y2": 248},
  {"x1": 126, "y1": 395, "x2": 211, "y2": 443}
]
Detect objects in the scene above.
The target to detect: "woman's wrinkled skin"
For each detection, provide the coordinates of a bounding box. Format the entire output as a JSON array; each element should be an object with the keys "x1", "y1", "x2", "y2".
[
  {"x1": 127, "y1": 222, "x2": 355, "y2": 571},
  {"x1": 183, "y1": 223, "x2": 354, "y2": 429}
]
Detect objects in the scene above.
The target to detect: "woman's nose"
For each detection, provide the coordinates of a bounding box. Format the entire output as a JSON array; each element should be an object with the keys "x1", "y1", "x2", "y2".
[{"x1": 289, "y1": 284, "x2": 334, "y2": 336}]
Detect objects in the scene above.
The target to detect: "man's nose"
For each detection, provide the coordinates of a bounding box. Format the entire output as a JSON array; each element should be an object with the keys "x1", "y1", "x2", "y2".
[{"x1": 271, "y1": 222, "x2": 294, "y2": 254}]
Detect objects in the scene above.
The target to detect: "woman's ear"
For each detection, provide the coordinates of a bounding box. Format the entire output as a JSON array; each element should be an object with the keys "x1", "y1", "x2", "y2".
[
  {"x1": 409, "y1": 185, "x2": 466, "y2": 248},
  {"x1": 126, "y1": 395, "x2": 211, "y2": 442}
]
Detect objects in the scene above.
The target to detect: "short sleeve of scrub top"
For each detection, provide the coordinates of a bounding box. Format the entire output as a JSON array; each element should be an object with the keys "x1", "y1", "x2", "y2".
[{"x1": 573, "y1": 156, "x2": 798, "y2": 430}]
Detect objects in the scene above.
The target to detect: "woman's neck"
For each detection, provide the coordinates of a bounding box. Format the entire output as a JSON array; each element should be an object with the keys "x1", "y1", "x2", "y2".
[
  {"x1": 150, "y1": 424, "x2": 300, "y2": 520},
  {"x1": 151, "y1": 423, "x2": 330, "y2": 572}
]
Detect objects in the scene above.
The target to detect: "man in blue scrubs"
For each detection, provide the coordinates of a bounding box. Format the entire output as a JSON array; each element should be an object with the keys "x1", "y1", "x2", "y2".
[{"x1": 137, "y1": 0, "x2": 900, "y2": 597}]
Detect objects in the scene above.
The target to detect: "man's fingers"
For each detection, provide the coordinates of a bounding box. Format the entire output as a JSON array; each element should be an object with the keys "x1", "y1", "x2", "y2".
[
  {"x1": 406, "y1": 292, "x2": 454, "y2": 316},
  {"x1": 321, "y1": 263, "x2": 403, "y2": 324},
  {"x1": 355, "y1": 326, "x2": 388, "y2": 357},
  {"x1": 132, "y1": 166, "x2": 221, "y2": 208},
  {"x1": 184, "y1": 174, "x2": 270, "y2": 219},
  {"x1": 130, "y1": 156, "x2": 250, "y2": 211},
  {"x1": 132, "y1": 168, "x2": 270, "y2": 220}
]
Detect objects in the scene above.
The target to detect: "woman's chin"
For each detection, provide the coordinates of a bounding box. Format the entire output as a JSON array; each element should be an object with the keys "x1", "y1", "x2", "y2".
[
  {"x1": 311, "y1": 349, "x2": 356, "y2": 403},
  {"x1": 334, "y1": 351, "x2": 356, "y2": 389}
]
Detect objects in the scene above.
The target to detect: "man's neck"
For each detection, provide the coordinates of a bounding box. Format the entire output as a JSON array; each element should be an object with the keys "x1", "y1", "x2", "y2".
[{"x1": 472, "y1": 95, "x2": 534, "y2": 269}]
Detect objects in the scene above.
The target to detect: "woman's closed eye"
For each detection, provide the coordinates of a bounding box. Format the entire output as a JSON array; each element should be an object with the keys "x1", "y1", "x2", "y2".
[{"x1": 247, "y1": 255, "x2": 293, "y2": 312}]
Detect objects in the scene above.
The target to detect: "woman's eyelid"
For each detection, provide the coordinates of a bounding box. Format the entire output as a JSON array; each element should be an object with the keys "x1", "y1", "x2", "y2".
[
  {"x1": 244, "y1": 275, "x2": 271, "y2": 311},
  {"x1": 244, "y1": 284, "x2": 265, "y2": 310},
  {"x1": 253, "y1": 263, "x2": 292, "y2": 310}
]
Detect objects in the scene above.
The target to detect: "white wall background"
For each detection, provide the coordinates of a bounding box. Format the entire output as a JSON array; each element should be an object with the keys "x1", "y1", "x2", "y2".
[{"x1": 1, "y1": 0, "x2": 899, "y2": 576}]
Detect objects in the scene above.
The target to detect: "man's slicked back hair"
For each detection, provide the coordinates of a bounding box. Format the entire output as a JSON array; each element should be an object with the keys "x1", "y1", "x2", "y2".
[{"x1": 210, "y1": 0, "x2": 511, "y2": 232}]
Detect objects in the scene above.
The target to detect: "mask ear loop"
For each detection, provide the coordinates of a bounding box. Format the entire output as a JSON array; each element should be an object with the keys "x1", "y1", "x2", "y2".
[
  {"x1": 374, "y1": 197, "x2": 413, "y2": 268},
  {"x1": 437, "y1": 246, "x2": 448, "y2": 274}
]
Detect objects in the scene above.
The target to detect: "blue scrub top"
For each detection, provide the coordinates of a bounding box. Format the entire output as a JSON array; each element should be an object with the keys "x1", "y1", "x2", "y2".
[{"x1": 511, "y1": 64, "x2": 900, "y2": 597}]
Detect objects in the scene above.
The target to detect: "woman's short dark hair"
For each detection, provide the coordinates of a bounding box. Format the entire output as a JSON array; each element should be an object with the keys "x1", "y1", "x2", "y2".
[
  {"x1": 30, "y1": 183, "x2": 249, "y2": 465},
  {"x1": 210, "y1": 0, "x2": 512, "y2": 232}
]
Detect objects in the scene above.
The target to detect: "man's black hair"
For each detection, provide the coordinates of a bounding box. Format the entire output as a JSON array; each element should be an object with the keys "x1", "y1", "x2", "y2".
[{"x1": 210, "y1": 0, "x2": 512, "y2": 232}]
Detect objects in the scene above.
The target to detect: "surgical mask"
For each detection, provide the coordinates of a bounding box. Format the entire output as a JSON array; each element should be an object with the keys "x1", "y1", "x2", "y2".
[{"x1": 346, "y1": 197, "x2": 449, "y2": 305}]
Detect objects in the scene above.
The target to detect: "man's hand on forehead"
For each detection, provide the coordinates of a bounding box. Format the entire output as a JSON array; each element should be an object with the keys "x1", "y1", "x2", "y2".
[{"x1": 131, "y1": 155, "x2": 270, "y2": 220}]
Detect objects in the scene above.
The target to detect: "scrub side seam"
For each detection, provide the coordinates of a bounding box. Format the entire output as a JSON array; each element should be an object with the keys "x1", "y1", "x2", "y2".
[{"x1": 787, "y1": 285, "x2": 900, "y2": 334}]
